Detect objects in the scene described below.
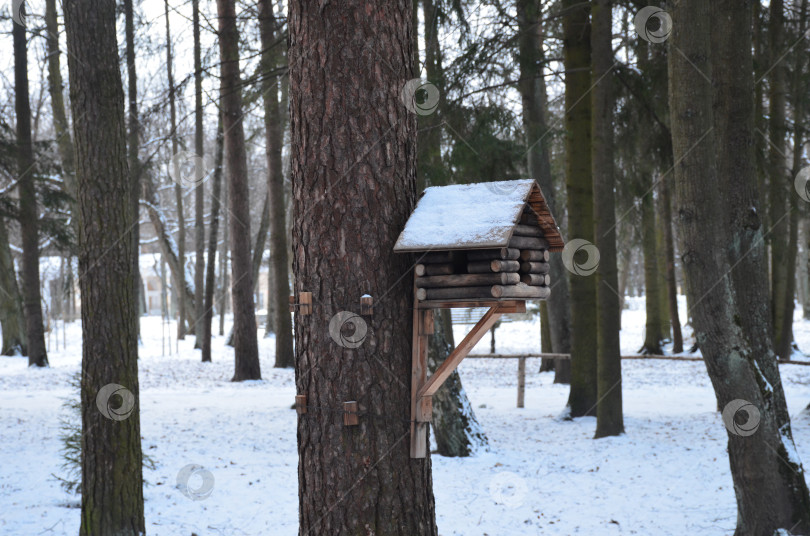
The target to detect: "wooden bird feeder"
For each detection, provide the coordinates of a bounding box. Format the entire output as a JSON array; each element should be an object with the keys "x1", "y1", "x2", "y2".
[{"x1": 393, "y1": 179, "x2": 564, "y2": 458}]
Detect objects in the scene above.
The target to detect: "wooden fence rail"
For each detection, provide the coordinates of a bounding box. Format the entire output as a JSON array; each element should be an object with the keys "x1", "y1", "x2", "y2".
[{"x1": 464, "y1": 353, "x2": 810, "y2": 408}]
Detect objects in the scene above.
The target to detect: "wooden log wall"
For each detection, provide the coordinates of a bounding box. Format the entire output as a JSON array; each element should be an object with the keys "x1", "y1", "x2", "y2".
[{"x1": 414, "y1": 206, "x2": 552, "y2": 302}]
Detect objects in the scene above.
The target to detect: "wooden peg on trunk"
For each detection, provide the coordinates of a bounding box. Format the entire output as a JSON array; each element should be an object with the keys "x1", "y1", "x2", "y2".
[
  {"x1": 360, "y1": 295, "x2": 373, "y2": 316},
  {"x1": 343, "y1": 401, "x2": 359, "y2": 426}
]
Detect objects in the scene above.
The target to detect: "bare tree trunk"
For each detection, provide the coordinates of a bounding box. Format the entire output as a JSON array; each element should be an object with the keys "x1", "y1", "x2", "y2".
[
  {"x1": 202, "y1": 117, "x2": 225, "y2": 363},
  {"x1": 63, "y1": 0, "x2": 144, "y2": 532},
  {"x1": 516, "y1": 0, "x2": 572, "y2": 384},
  {"x1": 193, "y1": 0, "x2": 205, "y2": 349},
  {"x1": 124, "y1": 0, "x2": 140, "y2": 341},
  {"x1": 0, "y1": 217, "x2": 26, "y2": 355},
  {"x1": 428, "y1": 309, "x2": 487, "y2": 456},
  {"x1": 562, "y1": 0, "x2": 596, "y2": 415},
  {"x1": 769, "y1": 0, "x2": 792, "y2": 360},
  {"x1": 14, "y1": 8, "x2": 48, "y2": 368},
  {"x1": 660, "y1": 163, "x2": 683, "y2": 353},
  {"x1": 45, "y1": 0, "x2": 77, "y2": 229},
  {"x1": 640, "y1": 184, "x2": 663, "y2": 354},
  {"x1": 670, "y1": 0, "x2": 810, "y2": 532},
  {"x1": 218, "y1": 175, "x2": 229, "y2": 337},
  {"x1": 164, "y1": 0, "x2": 186, "y2": 340},
  {"x1": 217, "y1": 0, "x2": 260, "y2": 381},
  {"x1": 290, "y1": 1, "x2": 437, "y2": 532},
  {"x1": 591, "y1": 0, "x2": 622, "y2": 438},
  {"x1": 259, "y1": 0, "x2": 294, "y2": 368}
]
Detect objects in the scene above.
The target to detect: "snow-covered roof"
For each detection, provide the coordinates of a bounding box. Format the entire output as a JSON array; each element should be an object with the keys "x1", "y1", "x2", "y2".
[{"x1": 393, "y1": 180, "x2": 563, "y2": 252}]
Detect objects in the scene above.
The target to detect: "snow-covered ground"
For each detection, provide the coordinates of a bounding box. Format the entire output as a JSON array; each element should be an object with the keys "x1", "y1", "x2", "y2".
[{"x1": 3, "y1": 297, "x2": 810, "y2": 535}]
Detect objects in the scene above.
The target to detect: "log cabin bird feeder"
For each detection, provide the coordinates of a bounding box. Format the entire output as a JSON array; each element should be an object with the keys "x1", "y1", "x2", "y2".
[{"x1": 394, "y1": 179, "x2": 564, "y2": 458}]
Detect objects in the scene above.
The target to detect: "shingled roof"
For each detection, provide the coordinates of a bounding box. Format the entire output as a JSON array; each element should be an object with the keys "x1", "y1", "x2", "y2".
[{"x1": 393, "y1": 179, "x2": 564, "y2": 253}]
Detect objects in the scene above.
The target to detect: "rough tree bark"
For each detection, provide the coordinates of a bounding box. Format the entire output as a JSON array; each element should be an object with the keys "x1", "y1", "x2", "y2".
[
  {"x1": 193, "y1": 0, "x2": 205, "y2": 350},
  {"x1": 670, "y1": 0, "x2": 810, "y2": 533},
  {"x1": 591, "y1": 0, "x2": 622, "y2": 438},
  {"x1": 290, "y1": 1, "x2": 437, "y2": 533},
  {"x1": 562, "y1": 0, "x2": 596, "y2": 415},
  {"x1": 63, "y1": 0, "x2": 145, "y2": 532},
  {"x1": 14, "y1": 5, "x2": 48, "y2": 368},
  {"x1": 259, "y1": 0, "x2": 294, "y2": 368},
  {"x1": 516, "y1": 0, "x2": 572, "y2": 383},
  {"x1": 0, "y1": 217, "x2": 26, "y2": 355},
  {"x1": 217, "y1": 0, "x2": 260, "y2": 381},
  {"x1": 202, "y1": 117, "x2": 224, "y2": 363}
]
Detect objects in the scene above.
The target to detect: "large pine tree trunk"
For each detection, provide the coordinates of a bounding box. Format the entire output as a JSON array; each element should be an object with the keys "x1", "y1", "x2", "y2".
[
  {"x1": 14, "y1": 8, "x2": 48, "y2": 368},
  {"x1": 516, "y1": 0, "x2": 571, "y2": 383},
  {"x1": 217, "y1": 0, "x2": 260, "y2": 381},
  {"x1": 259, "y1": 0, "x2": 294, "y2": 368},
  {"x1": 428, "y1": 309, "x2": 487, "y2": 456},
  {"x1": 562, "y1": 0, "x2": 596, "y2": 415},
  {"x1": 63, "y1": 0, "x2": 145, "y2": 532},
  {"x1": 193, "y1": 0, "x2": 205, "y2": 350},
  {"x1": 0, "y1": 217, "x2": 26, "y2": 355},
  {"x1": 290, "y1": 1, "x2": 437, "y2": 532},
  {"x1": 670, "y1": 0, "x2": 810, "y2": 532},
  {"x1": 202, "y1": 117, "x2": 224, "y2": 363},
  {"x1": 591, "y1": 0, "x2": 622, "y2": 438}
]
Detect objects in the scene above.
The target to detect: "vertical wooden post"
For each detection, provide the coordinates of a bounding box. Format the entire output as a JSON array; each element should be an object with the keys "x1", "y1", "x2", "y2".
[
  {"x1": 410, "y1": 280, "x2": 429, "y2": 458},
  {"x1": 517, "y1": 356, "x2": 526, "y2": 408}
]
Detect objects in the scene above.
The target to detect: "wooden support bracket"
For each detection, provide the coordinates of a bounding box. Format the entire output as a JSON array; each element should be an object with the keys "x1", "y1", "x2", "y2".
[{"x1": 410, "y1": 299, "x2": 511, "y2": 458}]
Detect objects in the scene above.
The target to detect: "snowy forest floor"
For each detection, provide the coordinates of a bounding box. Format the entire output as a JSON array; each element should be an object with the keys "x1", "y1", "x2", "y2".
[{"x1": 4, "y1": 297, "x2": 810, "y2": 535}]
